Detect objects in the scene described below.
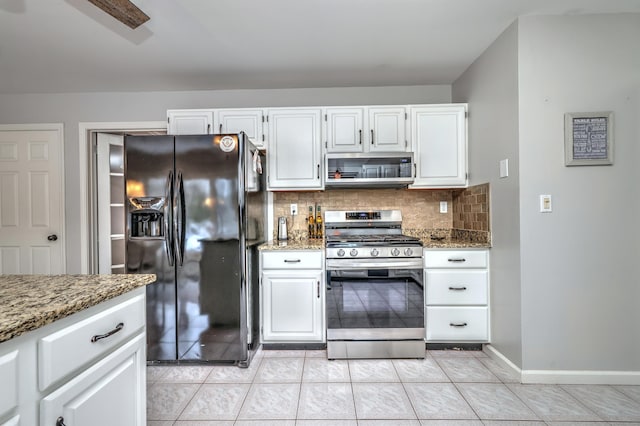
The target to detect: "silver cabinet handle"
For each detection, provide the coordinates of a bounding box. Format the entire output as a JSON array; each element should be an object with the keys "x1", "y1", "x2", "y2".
[
  {"x1": 450, "y1": 322, "x2": 468, "y2": 327},
  {"x1": 219, "y1": 123, "x2": 223, "y2": 133},
  {"x1": 317, "y1": 164, "x2": 320, "y2": 179},
  {"x1": 56, "y1": 417, "x2": 67, "y2": 426},
  {"x1": 413, "y1": 163, "x2": 417, "y2": 178},
  {"x1": 371, "y1": 129, "x2": 374, "y2": 145},
  {"x1": 317, "y1": 281, "x2": 320, "y2": 298},
  {"x1": 207, "y1": 124, "x2": 211, "y2": 133},
  {"x1": 447, "y1": 258, "x2": 466, "y2": 263},
  {"x1": 91, "y1": 323, "x2": 124, "y2": 343},
  {"x1": 284, "y1": 259, "x2": 301, "y2": 263},
  {"x1": 359, "y1": 129, "x2": 362, "y2": 144},
  {"x1": 448, "y1": 286, "x2": 467, "y2": 291}
]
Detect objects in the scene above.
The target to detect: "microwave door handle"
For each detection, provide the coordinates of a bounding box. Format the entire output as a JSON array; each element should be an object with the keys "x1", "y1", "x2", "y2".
[{"x1": 164, "y1": 170, "x2": 175, "y2": 266}]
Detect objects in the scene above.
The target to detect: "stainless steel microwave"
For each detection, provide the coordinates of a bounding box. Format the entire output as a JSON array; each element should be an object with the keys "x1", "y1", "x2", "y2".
[{"x1": 325, "y1": 152, "x2": 415, "y2": 188}]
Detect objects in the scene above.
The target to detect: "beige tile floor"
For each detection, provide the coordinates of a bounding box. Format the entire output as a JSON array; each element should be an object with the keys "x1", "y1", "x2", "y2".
[{"x1": 146, "y1": 349, "x2": 640, "y2": 425}]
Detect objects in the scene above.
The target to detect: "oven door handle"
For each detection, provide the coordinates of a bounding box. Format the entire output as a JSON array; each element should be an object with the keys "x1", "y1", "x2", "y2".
[{"x1": 326, "y1": 259, "x2": 423, "y2": 270}]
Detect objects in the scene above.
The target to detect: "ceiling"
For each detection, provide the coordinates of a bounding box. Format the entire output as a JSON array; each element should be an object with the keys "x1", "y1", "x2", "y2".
[{"x1": 1, "y1": 0, "x2": 639, "y2": 94}]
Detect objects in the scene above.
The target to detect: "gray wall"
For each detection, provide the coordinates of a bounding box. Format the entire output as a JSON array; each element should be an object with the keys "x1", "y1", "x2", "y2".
[
  {"x1": 452, "y1": 22, "x2": 523, "y2": 367},
  {"x1": 518, "y1": 14, "x2": 640, "y2": 371},
  {"x1": 0, "y1": 85, "x2": 451, "y2": 273}
]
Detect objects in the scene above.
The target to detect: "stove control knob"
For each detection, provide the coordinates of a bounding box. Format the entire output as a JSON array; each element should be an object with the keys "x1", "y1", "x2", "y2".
[
  {"x1": 337, "y1": 249, "x2": 345, "y2": 257},
  {"x1": 391, "y1": 248, "x2": 400, "y2": 257},
  {"x1": 404, "y1": 248, "x2": 414, "y2": 256},
  {"x1": 350, "y1": 249, "x2": 358, "y2": 257},
  {"x1": 370, "y1": 248, "x2": 379, "y2": 257}
]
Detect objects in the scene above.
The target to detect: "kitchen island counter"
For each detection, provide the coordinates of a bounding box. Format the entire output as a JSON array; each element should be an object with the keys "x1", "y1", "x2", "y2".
[{"x1": 0, "y1": 274, "x2": 156, "y2": 343}]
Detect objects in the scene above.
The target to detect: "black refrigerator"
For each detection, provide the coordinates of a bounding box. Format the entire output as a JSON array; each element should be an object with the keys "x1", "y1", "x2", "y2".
[{"x1": 124, "y1": 133, "x2": 266, "y2": 366}]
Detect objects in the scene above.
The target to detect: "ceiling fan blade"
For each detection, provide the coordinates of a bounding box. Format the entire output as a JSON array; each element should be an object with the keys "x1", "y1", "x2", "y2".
[{"x1": 87, "y1": 0, "x2": 150, "y2": 29}]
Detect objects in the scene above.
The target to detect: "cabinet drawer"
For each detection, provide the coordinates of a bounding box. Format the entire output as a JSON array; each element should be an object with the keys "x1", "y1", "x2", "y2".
[
  {"x1": 426, "y1": 307, "x2": 488, "y2": 341},
  {"x1": 261, "y1": 251, "x2": 322, "y2": 269},
  {"x1": 0, "y1": 350, "x2": 18, "y2": 419},
  {"x1": 426, "y1": 270, "x2": 488, "y2": 305},
  {"x1": 38, "y1": 294, "x2": 145, "y2": 390},
  {"x1": 424, "y1": 250, "x2": 487, "y2": 268}
]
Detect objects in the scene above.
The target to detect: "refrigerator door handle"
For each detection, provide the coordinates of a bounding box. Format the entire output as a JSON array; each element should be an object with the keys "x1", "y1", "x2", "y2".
[
  {"x1": 164, "y1": 170, "x2": 175, "y2": 266},
  {"x1": 175, "y1": 170, "x2": 186, "y2": 266}
]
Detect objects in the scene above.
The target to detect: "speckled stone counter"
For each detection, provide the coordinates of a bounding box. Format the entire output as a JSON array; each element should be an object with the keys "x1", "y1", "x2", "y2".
[
  {"x1": 259, "y1": 239, "x2": 325, "y2": 251},
  {"x1": 421, "y1": 239, "x2": 491, "y2": 249},
  {"x1": 0, "y1": 274, "x2": 156, "y2": 343},
  {"x1": 259, "y1": 237, "x2": 490, "y2": 250}
]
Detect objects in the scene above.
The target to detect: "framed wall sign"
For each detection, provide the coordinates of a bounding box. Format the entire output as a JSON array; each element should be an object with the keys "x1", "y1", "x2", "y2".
[{"x1": 564, "y1": 111, "x2": 613, "y2": 166}]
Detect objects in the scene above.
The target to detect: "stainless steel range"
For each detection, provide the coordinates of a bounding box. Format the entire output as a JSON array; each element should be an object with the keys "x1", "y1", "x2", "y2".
[{"x1": 325, "y1": 210, "x2": 425, "y2": 359}]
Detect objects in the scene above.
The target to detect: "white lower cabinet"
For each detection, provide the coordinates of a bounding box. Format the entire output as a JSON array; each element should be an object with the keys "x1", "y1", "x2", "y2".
[
  {"x1": 40, "y1": 334, "x2": 145, "y2": 426},
  {"x1": 0, "y1": 351, "x2": 18, "y2": 421},
  {"x1": 424, "y1": 249, "x2": 489, "y2": 342},
  {"x1": 0, "y1": 288, "x2": 146, "y2": 426},
  {"x1": 260, "y1": 250, "x2": 325, "y2": 343}
]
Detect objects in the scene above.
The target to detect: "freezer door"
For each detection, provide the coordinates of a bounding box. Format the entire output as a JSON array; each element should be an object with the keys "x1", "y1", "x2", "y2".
[
  {"x1": 174, "y1": 134, "x2": 245, "y2": 361},
  {"x1": 124, "y1": 135, "x2": 177, "y2": 361}
]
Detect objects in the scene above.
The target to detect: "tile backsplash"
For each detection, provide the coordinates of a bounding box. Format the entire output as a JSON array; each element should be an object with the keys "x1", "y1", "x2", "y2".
[{"x1": 272, "y1": 184, "x2": 490, "y2": 243}]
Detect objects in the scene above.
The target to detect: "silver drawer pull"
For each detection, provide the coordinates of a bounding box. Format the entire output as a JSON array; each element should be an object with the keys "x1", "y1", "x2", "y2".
[
  {"x1": 91, "y1": 322, "x2": 124, "y2": 343},
  {"x1": 449, "y1": 322, "x2": 468, "y2": 327},
  {"x1": 447, "y1": 258, "x2": 466, "y2": 262},
  {"x1": 284, "y1": 259, "x2": 301, "y2": 263},
  {"x1": 448, "y1": 286, "x2": 467, "y2": 291}
]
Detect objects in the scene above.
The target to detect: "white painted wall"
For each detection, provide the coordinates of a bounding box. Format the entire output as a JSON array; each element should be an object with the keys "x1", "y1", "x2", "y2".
[
  {"x1": 0, "y1": 85, "x2": 451, "y2": 273},
  {"x1": 452, "y1": 22, "x2": 523, "y2": 367},
  {"x1": 454, "y1": 12, "x2": 639, "y2": 374},
  {"x1": 518, "y1": 14, "x2": 639, "y2": 371}
]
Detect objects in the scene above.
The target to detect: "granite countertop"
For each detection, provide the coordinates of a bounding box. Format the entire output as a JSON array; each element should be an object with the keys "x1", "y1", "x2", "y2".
[
  {"x1": 259, "y1": 239, "x2": 325, "y2": 250},
  {"x1": 421, "y1": 238, "x2": 491, "y2": 249},
  {"x1": 0, "y1": 274, "x2": 156, "y2": 344},
  {"x1": 259, "y1": 238, "x2": 489, "y2": 250}
]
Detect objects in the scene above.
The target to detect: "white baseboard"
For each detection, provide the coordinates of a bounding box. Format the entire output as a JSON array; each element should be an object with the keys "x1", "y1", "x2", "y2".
[{"x1": 484, "y1": 344, "x2": 640, "y2": 385}]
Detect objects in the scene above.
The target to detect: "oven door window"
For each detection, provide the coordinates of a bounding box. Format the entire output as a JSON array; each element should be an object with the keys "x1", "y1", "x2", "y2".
[{"x1": 326, "y1": 268, "x2": 424, "y2": 329}]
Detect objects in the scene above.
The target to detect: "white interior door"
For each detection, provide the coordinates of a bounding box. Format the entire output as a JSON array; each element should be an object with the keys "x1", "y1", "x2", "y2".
[{"x1": 0, "y1": 128, "x2": 65, "y2": 274}]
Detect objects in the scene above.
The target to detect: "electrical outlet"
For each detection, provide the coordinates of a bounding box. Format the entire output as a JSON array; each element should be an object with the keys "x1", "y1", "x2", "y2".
[
  {"x1": 290, "y1": 203, "x2": 297, "y2": 215},
  {"x1": 440, "y1": 201, "x2": 448, "y2": 213}
]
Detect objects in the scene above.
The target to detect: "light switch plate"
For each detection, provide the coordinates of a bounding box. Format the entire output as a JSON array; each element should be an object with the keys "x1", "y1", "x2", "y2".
[
  {"x1": 499, "y1": 159, "x2": 509, "y2": 178},
  {"x1": 539, "y1": 195, "x2": 552, "y2": 213},
  {"x1": 440, "y1": 201, "x2": 448, "y2": 213}
]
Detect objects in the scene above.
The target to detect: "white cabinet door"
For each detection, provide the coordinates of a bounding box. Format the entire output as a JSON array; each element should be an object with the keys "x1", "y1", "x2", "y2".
[
  {"x1": 40, "y1": 334, "x2": 145, "y2": 426},
  {"x1": 325, "y1": 108, "x2": 365, "y2": 153},
  {"x1": 410, "y1": 105, "x2": 467, "y2": 188},
  {"x1": 167, "y1": 109, "x2": 213, "y2": 135},
  {"x1": 0, "y1": 351, "x2": 18, "y2": 421},
  {"x1": 217, "y1": 109, "x2": 266, "y2": 149},
  {"x1": 267, "y1": 109, "x2": 323, "y2": 190},
  {"x1": 368, "y1": 107, "x2": 407, "y2": 152},
  {"x1": 261, "y1": 270, "x2": 324, "y2": 342}
]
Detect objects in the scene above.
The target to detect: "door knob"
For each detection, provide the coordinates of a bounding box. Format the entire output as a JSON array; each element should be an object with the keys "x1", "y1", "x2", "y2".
[{"x1": 47, "y1": 234, "x2": 58, "y2": 241}]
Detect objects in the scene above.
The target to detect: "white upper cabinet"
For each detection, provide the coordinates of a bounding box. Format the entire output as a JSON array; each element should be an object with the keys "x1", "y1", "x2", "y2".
[
  {"x1": 325, "y1": 108, "x2": 365, "y2": 153},
  {"x1": 368, "y1": 106, "x2": 408, "y2": 152},
  {"x1": 410, "y1": 104, "x2": 468, "y2": 188},
  {"x1": 216, "y1": 109, "x2": 266, "y2": 149},
  {"x1": 324, "y1": 106, "x2": 408, "y2": 153},
  {"x1": 267, "y1": 108, "x2": 323, "y2": 190},
  {"x1": 167, "y1": 109, "x2": 213, "y2": 135}
]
